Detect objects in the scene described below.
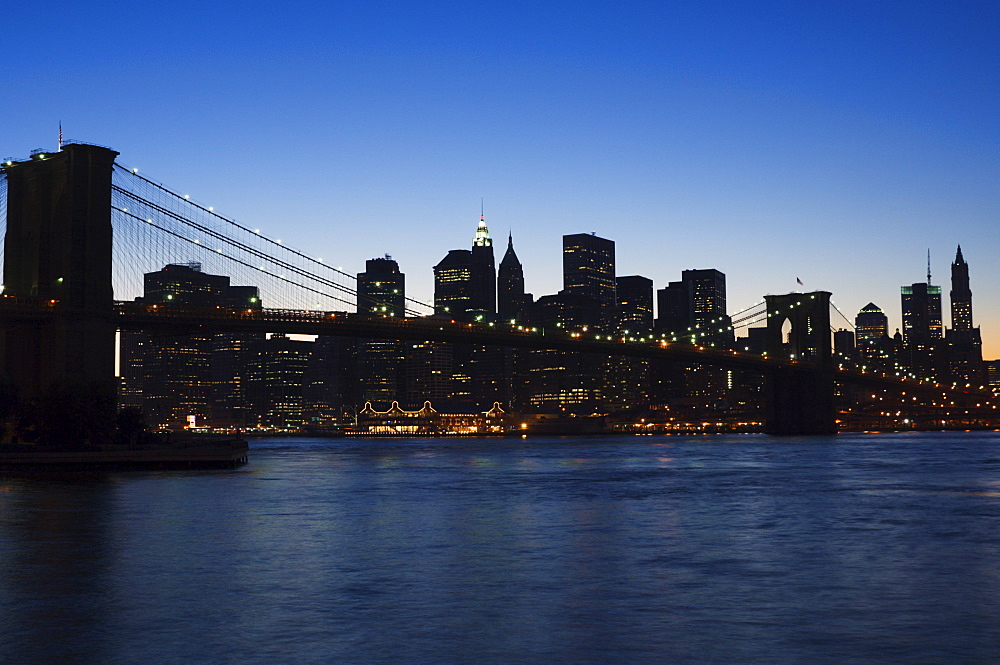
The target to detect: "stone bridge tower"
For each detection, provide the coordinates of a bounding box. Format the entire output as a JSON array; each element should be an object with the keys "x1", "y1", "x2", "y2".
[
  {"x1": 1, "y1": 143, "x2": 119, "y2": 399},
  {"x1": 763, "y1": 291, "x2": 836, "y2": 435}
]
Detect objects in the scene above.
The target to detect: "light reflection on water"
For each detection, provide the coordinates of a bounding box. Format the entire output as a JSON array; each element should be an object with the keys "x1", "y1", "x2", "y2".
[{"x1": 0, "y1": 432, "x2": 999, "y2": 664}]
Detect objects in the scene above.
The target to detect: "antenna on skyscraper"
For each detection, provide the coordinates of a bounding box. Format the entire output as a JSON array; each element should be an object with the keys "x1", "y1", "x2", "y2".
[
  {"x1": 58, "y1": 121, "x2": 63, "y2": 151},
  {"x1": 927, "y1": 249, "x2": 932, "y2": 284},
  {"x1": 481, "y1": 196, "x2": 485, "y2": 222}
]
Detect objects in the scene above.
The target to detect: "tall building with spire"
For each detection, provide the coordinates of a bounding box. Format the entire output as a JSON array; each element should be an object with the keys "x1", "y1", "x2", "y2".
[
  {"x1": 950, "y1": 245, "x2": 973, "y2": 331},
  {"x1": 470, "y1": 213, "x2": 496, "y2": 316},
  {"x1": 497, "y1": 232, "x2": 531, "y2": 321},
  {"x1": 946, "y1": 245, "x2": 983, "y2": 384}
]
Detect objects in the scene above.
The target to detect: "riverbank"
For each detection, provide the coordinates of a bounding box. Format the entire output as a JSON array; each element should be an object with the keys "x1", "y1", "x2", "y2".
[{"x1": 0, "y1": 438, "x2": 248, "y2": 470}]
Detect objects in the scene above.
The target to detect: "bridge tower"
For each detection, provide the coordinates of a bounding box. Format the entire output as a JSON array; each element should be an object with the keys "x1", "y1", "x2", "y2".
[
  {"x1": 763, "y1": 291, "x2": 836, "y2": 435},
  {"x1": 1, "y1": 143, "x2": 119, "y2": 399}
]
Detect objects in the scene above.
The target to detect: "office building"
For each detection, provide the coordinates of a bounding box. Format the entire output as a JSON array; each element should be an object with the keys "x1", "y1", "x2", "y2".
[
  {"x1": 434, "y1": 249, "x2": 473, "y2": 317},
  {"x1": 563, "y1": 233, "x2": 616, "y2": 310},
  {"x1": 125, "y1": 263, "x2": 261, "y2": 428},
  {"x1": 900, "y1": 282, "x2": 943, "y2": 347},
  {"x1": 616, "y1": 275, "x2": 654, "y2": 335},
  {"x1": 356, "y1": 257, "x2": 406, "y2": 407}
]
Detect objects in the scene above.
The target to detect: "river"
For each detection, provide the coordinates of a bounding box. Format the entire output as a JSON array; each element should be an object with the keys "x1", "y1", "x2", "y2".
[{"x1": 1, "y1": 432, "x2": 999, "y2": 664}]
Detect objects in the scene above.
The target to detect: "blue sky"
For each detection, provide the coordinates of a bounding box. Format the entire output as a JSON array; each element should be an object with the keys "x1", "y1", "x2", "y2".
[{"x1": 4, "y1": 1, "x2": 999, "y2": 355}]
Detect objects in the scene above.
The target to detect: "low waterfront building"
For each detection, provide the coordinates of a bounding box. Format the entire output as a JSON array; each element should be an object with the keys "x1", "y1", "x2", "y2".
[{"x1": 353, "y1": 401, "x2": 510, "y2": 435}]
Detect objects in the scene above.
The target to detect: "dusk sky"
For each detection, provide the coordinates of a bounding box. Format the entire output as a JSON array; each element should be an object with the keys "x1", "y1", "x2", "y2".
[{"x1": 4, "y1": 1, "x2": 999, "y2": 355}]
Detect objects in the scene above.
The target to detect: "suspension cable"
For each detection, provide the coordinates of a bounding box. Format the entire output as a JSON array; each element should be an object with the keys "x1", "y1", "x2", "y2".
[{"x1": 113, "y1": 165, "x2": 435, "y2": 314}]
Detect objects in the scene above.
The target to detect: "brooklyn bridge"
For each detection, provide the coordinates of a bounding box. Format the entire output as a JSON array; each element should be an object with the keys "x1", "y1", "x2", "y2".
[{"x1": 1, "y1": 143, "x2": 996, "y2": 435}]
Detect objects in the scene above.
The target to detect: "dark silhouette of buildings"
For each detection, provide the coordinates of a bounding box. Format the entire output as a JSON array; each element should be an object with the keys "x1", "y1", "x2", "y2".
[
  {"x1": 247, "y1": 333, "x2": 312, "y2": 427},
  {"x1": 122, "y1": 263, "x2": 262, "y2": 428},
  {"x1": 604, "y1": 276, "x2": 654, "y2": 411},
  {"x1": 655, "y1": 269, "x2": 732, "y2": 344}
]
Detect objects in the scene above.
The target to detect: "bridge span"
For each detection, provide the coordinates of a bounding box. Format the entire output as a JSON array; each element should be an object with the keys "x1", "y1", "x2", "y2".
[{"x1": 1, "y1": 143, "x2": 997, "y2": 436}]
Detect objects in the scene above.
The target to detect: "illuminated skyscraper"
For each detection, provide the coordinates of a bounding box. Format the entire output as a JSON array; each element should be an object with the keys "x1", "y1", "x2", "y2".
[
  {"x1": 470, "y1": 214, "x2": 496, "y2": 316},
  {"x1": 683, "y1": 269, "x2": 731, "y2": 343},
  {"x1": 356, "y1": 257, "x2": 406, "y2": 407},
  {"x1": 563, "y1": 233, "x2": 616, "y2": 310},
  {"x1": 854, "y1": 303, "x2": 892, "y2": 367},
  {"x1": 855, "y1": 303, "x2": 889, "y2": 344},
  {"x1": 950, "y1": 245, "x2": 973, "y2": 331},
  {"x1": 434, "y1": 249, "x2": 473, "y2": 316},
  {"x1": 946, "y1": 245, "x2": 983, "y2": 384},
  {"x1": 357, "y1": 256, "x2": 405, "y2": 317},
  {"x1": 655, "y1": 269, "x2": 731, "y2": 344},
  {"x1": 900, "y1": 282, "x2": 943, "y2": 346},
  {"x1": 246, "y1": 333, "x2": 312, "y2": 427},
  {"x1": 616, "y1": 275, "x2": 653, "y2": 335},
  {"x1": 127, "y1": 262, "x2": 262, "y2": 428}
]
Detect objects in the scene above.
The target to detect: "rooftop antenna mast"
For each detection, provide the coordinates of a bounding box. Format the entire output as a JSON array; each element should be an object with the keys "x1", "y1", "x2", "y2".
[
  {"x1": 58, "y1": 121, "x2": 63, "y2": 151},
  {"x1": 927, "y1": 249, "x2": 932, "y2": 284},
  {"x1": 481, "y1": 196, "x2": 485, "y2": 222}
]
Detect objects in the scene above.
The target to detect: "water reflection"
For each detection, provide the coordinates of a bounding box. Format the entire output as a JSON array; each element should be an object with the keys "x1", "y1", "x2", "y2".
[{"x1": 0, "y1": 433, "x2": 998, "y2": 664}]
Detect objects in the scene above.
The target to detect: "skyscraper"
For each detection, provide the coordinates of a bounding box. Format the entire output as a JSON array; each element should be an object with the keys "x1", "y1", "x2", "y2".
[
  {"x1": 562, "y1": 233, "x2": 616, "y2": 310},
  {"x1": 433, "y1": 249, "x2": 473, "y2": 316},
  {"x1": 616, "y1": 275, "x2": 654, "y2": 335},
  {"x1": 126, "y1": 262, "x2": 262, "y2": 428},
  {"x1": 900, "y1": 282, "x2": 943, "y2": 347},
  {"x1": 655, "y1": 281, "x2": 688, "y2": 336},
  {"x1": 946, "y1": 245, "x2": 983, "y2": 384},
  {"x1": 470, "y1": 214, "x2": 496, "y2": 316},
  {"x1": 854, "y1": 302, "x2": 892, "y2": 367},
  {"x1": 684, "y1": 268, "x2": 731, "y2": 343},
  {"x1": 246, "y1": 333, "x2": 312, "y2": 427},
  {"x1": 950, "y1": 245, "x2": 973, "y2": 331},
  {"x1": 497, "y1": 233, "x2": 531, "y2": 322},
  {"x1": 855, "y1": 303, "x2": 889, "y2": 344},
  {"x1": 357, "y1": 256, "x2": 405, "y2": 317},
  {"x1": 356, "y1": 257, "x2": 406, "y2": 407}
]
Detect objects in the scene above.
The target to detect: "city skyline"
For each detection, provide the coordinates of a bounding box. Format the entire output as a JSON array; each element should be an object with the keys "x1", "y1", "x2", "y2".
[{"x1": 3, "y1": 1, "x2": 999, "y2": 354}]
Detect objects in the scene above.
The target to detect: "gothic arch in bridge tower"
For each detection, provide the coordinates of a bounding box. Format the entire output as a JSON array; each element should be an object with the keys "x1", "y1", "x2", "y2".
[
  {"x1": 764, "y1": 291, "x2": 833, "y2": 363},
  {"x1": 762, "y1": 291, "x2": 836, "y2": 435}
]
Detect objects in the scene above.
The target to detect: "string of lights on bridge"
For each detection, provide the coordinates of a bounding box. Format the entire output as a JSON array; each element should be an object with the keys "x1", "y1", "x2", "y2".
[{"x1": 111, "y1": 165, "x2": 436, "y2": 317}]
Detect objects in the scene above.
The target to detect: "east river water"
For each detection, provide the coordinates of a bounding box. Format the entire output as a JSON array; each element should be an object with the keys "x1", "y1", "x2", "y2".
[{"x1": 1, "y1": 432, "x2": 999, "y2": 664}]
